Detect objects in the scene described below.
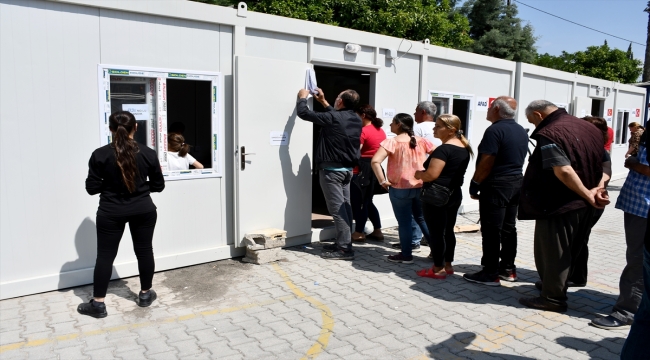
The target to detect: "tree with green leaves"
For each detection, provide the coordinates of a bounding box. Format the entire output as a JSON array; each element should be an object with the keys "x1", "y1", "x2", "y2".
[
  {"x1": 190, "y1": 0, "x2": 472, "y2": 50},
  {"x1": 460, "y1": 0, "x2": 537, "y2": 62},
  {"x1": 535, "y1": 41, "x2": 642, "y2": 84}
]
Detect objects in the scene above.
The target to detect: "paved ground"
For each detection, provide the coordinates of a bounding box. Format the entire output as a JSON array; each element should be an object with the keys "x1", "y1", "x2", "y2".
[{"x1": 0, "y1": 179, "x2": 633, "y2": 359}]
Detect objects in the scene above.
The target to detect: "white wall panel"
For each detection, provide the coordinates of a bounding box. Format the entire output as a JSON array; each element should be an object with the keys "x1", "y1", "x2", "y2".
[
  {"x1": 313, "y1": 38, "x2": 374, "y2": 64},
  {"x1": 0, "y1": 0, "x2": 101, "y2": 289},
  {"x1": 245, "y1": 28, "x2": 307, "y2": 63},
  {"x1": 100, "y1": 9, "x2": 221, "y2": 72}
]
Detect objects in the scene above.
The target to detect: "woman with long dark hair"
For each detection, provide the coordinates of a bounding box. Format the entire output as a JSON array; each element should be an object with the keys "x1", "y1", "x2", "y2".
[
  {"x1": 79, "y1": 111, "x2": 165, "y2": 318},
  {"x1": 351, "y1": 104, "x2": 386, "y2": 241},
  {"x1": 371, "y1": 113, "x2": 434, "y2": 264},
  {"x1": 415, "y1": 114, "x2": 473, "y2": 279}
]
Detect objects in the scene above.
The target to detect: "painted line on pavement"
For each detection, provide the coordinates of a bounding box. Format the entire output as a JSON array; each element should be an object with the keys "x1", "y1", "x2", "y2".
[
  {"x1": 0, "y1": 295, "x2": 295, "y2": 354},
  {"x1": 271, "y1": 262, "x2": 334, "y2": 360}
]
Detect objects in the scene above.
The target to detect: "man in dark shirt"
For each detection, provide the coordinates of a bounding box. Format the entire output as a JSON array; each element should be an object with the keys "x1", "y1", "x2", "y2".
[
  {"x1": 463, "y1": 96, "x2": 529, "y2": 286},
  {"x1": 518, "y1": 100, "x2": 607, "y2": 313},
  {"x1": 296, "y1": 88, "x2": 362, "y2": 260}
]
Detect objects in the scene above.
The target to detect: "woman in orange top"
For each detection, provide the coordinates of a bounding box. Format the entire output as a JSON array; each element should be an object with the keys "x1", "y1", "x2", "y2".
[{"x1": 371, "y1": 113, "x2": 435, "y2": 264}]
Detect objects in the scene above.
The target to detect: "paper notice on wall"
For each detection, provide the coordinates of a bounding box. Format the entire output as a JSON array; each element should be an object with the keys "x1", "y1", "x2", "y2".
[
  {"x1": 122, "y1": 104, "x2": 149, "y2": 120},
  {"x1": 270, "y1": 131, "x2": 289, "y2": 146},
  {"x1": 476, "y1": 97, "x2": 489, "y2": 111},
  {"x1": 382, "y1": 108, "x2": 396, "y2": 119},
  {"x1": 606, "y1": 117, "x2": 613, "y2": 124},
  {"x1": 580, "y1": 109, "x2": 586, "y2": 118}
]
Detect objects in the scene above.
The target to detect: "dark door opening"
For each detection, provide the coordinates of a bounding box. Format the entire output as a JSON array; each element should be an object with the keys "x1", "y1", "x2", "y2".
[
  {"x1": 166, "y1": 79, "x2": 212, "y2": 169},
  {"x1": 452, "y1": 98, "x2": 470, "y2": 135},
  {"x1": 591, "y1": 99, "x2": 604, "y2": 117},
  {"x1": 311, "y1": 66, "x2": 371, "y2": 228}
]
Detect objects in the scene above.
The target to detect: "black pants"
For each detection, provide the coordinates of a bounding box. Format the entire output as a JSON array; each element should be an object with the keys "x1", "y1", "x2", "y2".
[
  {"x1": 94, "y1": 211, "x2": 157, "y2": 298},
  {"x1": 535, "y1": 207, "x2": 595, "y2": 306},
  {"x1": 479, "y1": 175, "x2": 522, "y2": 274},
  {"x1": 350, "y1": 174, "x2": 381, "y2": 233},
  {"x1": 568, "y1": 208, "x2": 604, "y2": 285},
  {"x1": 423, "y1": 190, "x2": 462, "y2": 267}
]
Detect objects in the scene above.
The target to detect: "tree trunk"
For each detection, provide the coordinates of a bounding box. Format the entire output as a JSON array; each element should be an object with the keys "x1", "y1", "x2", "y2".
[{"x1": 641, "y1": 1, "x2": 650, "y2": 82}]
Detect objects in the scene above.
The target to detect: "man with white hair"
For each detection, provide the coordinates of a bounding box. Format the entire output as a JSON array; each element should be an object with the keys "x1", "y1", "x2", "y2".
[
  {"x1": 463, "y1": 96, "x2": 529, "y2": 286},
  {"x1": 413, "y1": 101, "x2": 442, "y2": 147},
  {"x1": 518, "y1": 100, "x2": 607, "y2": 312}
]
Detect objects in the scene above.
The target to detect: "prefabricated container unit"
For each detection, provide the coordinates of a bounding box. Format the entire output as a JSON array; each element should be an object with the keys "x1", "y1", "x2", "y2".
[
  {"x1": 515, "y1": 63, "x2": 647, "y2": 178},
  {"x1": 0, "y1": 0, "x2": 645, "y2": 299}
]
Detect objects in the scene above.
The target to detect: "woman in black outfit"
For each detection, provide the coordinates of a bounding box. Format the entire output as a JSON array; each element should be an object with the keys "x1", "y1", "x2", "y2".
[
  {"x1": 79, "y1": 111, "x2": 165, "y2": 318},
  {"x1": 414, "y1": 114, "x2": 473, "y2": 279}
]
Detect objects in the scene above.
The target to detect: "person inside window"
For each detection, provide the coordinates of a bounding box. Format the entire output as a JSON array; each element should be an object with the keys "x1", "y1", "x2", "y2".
[
  {"x1": 167, "y1": 133, "x2": 203, "y2": 170},
  {"x1": 80, "y1": 111, "x2": 165, "y2": 318}
]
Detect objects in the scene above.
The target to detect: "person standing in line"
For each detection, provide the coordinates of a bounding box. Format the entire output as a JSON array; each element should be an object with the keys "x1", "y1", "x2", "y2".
[
  {"x1": 518, "y1": 100, "x2": 607, "y2": 313},
  {"x1": 626, "y1": 122, "x2": 645, "y2": 158},
  {"x1": 371, "y1": 114, "x2": 434, "y2": 264},
  {"x1": 463, "y1": 96, "x2": 528, "y2": 286},
  {"x1": 414, "y1": 115, "x2": 473, "y2": 279},
  {"x1": 401, "y1": 100, "x2": 440, "y2": 250},
  {"x1": 413, "y1": 101, "x2": 442, "y2": 147},
  {"x1": 620, "y1": 145, "x2": 650, "y2": 357},
  {"x1": 591, "y1": 131, "x2": 649, "y2": 329},
  {"x1": 566, "y1": 116, "x2": 612, "y2": 288},
  {"x1": 351, "y1": 104, "x2": 386, "y2": 242},
  {"x1": 79, "y1": 111, "x2": 165, "y2": 318},
  {"x1": 605, "y1": 126, "x2": 614, "y2": 155},
  {"x1": 297, "y1": 88, "x2": 362, "y2": 260}
]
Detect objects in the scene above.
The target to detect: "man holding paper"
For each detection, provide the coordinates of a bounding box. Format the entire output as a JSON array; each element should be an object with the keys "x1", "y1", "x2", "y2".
[{"x1": 296, "y1": 88, "x2": 362, "y2": 260}]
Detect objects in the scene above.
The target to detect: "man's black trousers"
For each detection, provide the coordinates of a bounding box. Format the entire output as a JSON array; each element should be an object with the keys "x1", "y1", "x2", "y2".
[
  {"x1": 93, "y1": 211, "x2": 157, "y2": 298},
  {"x1": 479, "y1": 175, "x2": 523, "y2": 274}
]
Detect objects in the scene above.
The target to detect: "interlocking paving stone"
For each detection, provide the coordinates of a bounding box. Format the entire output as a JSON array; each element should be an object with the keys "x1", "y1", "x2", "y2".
[{"x1": 0, "y1": 179, "x2": 635, "y2": 359}]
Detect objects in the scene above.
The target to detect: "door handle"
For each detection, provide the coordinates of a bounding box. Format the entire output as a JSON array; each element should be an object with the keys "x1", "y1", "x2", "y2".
[{"x1": 240, "y1": 146, "x2": 256, "y2": 170}]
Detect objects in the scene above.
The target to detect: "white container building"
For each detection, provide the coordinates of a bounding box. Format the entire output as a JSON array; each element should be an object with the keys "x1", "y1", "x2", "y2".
[{"x1": 0, "y1": 0, "x2": 645, "y2": 299}]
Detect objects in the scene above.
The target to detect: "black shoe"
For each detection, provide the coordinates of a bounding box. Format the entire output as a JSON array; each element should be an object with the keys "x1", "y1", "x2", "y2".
[
  {"x1": 138, "y1": 289, "x2": 157, "y2": 307},
  {"x1": 321, "y1": 250, "x2": 354, "y2": 260},
  {"x1": 391, "y1": 243, "x2": 421, "y2": 252},
  {"x1": 519, "y1": 297, "x2": 567, "y2": 313},
  {"x1": 498, "y1": 268, "x2": 518, "y2": 282},
  {"x1": 535, "y1": 280, "x2": 543, "y2": 291},
  {"x1": 420, "y1": 238, "x2": 429, "y2": 246},
  {"x1": 77, "y1": 300, "x2": 108, "y2": 318},
  {"x1": 590, "y1": 315, "x2": 631, "y2": 330},
  {"x1": 322, "y1": 243, "x2": 338, "y2": 251},
  {"x1": 567, "y1": 281, "x2": 587, "y2": 288},
  {"x1": 463, "y1": 270, "x2": 501, "y2": 287}
]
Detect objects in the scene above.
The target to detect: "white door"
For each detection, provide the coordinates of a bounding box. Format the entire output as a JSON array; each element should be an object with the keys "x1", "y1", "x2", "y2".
[
  {"x1": 235, "y1": 56, "x2": 313, "y2": 246},
  {"x1": 573, "y1": 96, "x2": 592, "y2": 118}
]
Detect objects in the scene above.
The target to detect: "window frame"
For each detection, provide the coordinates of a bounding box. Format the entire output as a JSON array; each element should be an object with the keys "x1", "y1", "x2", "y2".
[
  {"x1": 429, "y1": 90, "x2": 475, "y2": 140},
  {"x1": 97, "y1": 64, "x2": 223, "y2": 180},
  {"x1": 614, "y1": 108, "x2": 631, "y2": 146}
]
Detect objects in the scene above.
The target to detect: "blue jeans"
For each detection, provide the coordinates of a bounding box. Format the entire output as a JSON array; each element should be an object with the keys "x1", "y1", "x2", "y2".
[
  {"x1": 389, "y1": 187, "x2": 430, "y2": 258},
  {"x1": 621, "y1": 247, "x2": 650, "y2": 359}
]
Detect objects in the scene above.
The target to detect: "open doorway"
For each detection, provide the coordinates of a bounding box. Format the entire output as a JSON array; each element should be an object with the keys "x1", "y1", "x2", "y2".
[
  {"x1": 311, "y1": 66, "x2": 371, "y2": 228},
  {"x1": 452, "y1": 98, "x2": 470, "y2": 135},
  {"x1": 591, "y1": 99, "x2": 604, "y2": 118}
]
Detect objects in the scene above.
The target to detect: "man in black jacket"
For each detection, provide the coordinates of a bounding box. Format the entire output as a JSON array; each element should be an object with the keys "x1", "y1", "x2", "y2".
[
  {"x1": 297, "y1": 88, "x2": 362, "y2": 260},
  {"x1": 518, "y1": 100, "x2": 607, "y2": 312}
]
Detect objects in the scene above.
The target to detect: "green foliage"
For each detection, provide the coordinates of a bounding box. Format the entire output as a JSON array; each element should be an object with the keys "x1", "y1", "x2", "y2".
[
  {"x1": 534, "y1": 42, "x2": 643, "y2": 84},
  {"x1": 210, "y1": 0, "x2": 474, "y2": 50},
  {"x1": 460, "y1": 0, "x2": 537, "y2": 63}
]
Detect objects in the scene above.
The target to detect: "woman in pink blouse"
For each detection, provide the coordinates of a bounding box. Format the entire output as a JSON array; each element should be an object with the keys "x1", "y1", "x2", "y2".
[{"x1": 371, "y1": 113, "x2": 435, "y2": 264}]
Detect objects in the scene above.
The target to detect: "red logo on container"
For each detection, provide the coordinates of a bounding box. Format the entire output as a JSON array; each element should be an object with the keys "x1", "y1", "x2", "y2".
[
  {"x1": 607, "y1": 108, "x2": 613, "y2": 117},
  {"x1": 636, "y1": 109, "x2": 641, "y2": 117},
  {"x1": 488, "y1": 98, "x2": 496, "y2": 108}
]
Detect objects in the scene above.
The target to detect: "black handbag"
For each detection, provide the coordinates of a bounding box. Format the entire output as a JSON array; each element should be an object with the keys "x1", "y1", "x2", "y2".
[{"x1": 420, "y1": 182, "x2": 453, "y2": 207}]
